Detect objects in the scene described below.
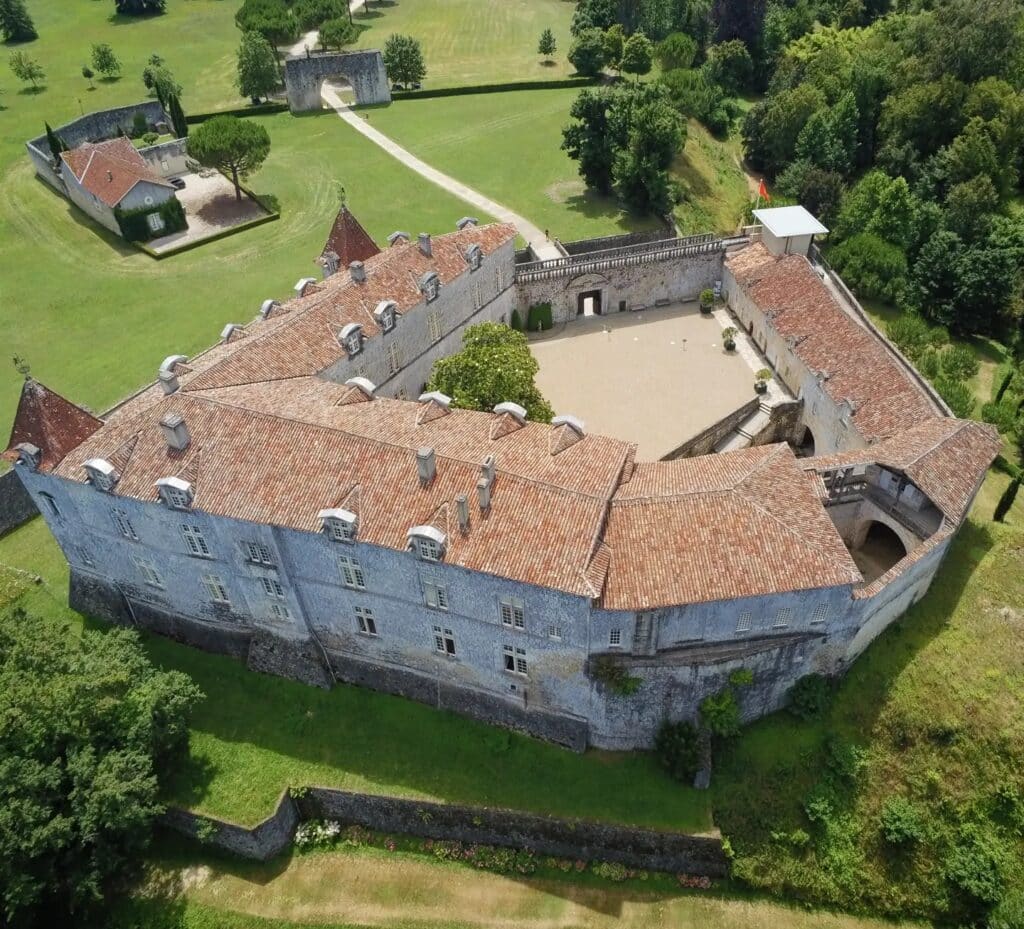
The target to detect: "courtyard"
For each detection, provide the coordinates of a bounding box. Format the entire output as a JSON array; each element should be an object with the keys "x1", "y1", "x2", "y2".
[{"x1": 530, "y1": 303, "x2": 759, "y2": 460}]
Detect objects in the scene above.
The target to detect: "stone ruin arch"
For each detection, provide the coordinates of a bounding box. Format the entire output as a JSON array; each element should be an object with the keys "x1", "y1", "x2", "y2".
[{"x1": 284, "y1": 50, "x2": 391, "y2": 112}]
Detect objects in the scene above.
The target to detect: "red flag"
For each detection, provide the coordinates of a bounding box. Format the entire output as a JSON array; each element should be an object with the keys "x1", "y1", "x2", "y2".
[{"x1": 757, "y1": 178, "x2": 771, "y2": 203}]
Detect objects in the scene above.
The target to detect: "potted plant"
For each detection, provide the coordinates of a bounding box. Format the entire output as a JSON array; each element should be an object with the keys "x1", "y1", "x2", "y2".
[
  {"x1": 754, "y1": 368, "x2": 772, "y2": 394},
  {"x1": 722, "y1": 326, "x2": 738, "y2": 351},
  {"x1": 700, "y1": 288, "x2": 714, "y2": 314}
]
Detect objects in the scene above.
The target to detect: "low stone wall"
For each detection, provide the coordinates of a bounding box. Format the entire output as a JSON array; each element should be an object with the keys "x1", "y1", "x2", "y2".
[
  {"x1": 752, "y1": 400, "x2": 804, "y2": 447},
  {"x1": 161, "y1": 787, "x2": 728, "y2": 876},
  {"x1": 560, "y1": 228, "x2": 672, "y2": 256},
  {"x1": 0, "y1": 469, "x2": 37, "y2": 536},
  {"x1": 664, "y1": 398, "x2": 760, "y2": 459}
]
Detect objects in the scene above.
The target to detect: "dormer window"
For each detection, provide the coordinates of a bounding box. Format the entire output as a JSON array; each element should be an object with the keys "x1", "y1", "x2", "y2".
[
  {"x1": 319, "y1": 508, "x2": 357, "y2": 542},
  {"x1": 408, "y1": 525, "x2": 446, "y2": 562},
  {"x1": 156, "y1": 476, "x2": 193, "y2": 510},
  {"x1": 374, "y1": 300, "x2": 397, "y2": 334},
  {"x1": 83, "y1": 458, "x2": 119, "y2": 493},
  {"x1": 420, "y1": 271, "x2": 440, "y2": 303},
  {"x1": 465, "y1": 244, "x2": 483, "y2": 271},
  {"x1": 339, "y1": 323, "x2": 363, "y2": 356}
]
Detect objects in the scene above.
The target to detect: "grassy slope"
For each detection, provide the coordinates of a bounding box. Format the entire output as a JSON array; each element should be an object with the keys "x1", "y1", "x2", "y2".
[
  {"x1": 350, "y1": 0, "x2": 578, "y2": 87},
  {"x1": 0, "y1": 518, "x2": 711, "y2": 832},
  {"x1": 712, "y1": 501, "x2": 1024, "y2": 922},
  {"x1": 671, "y1": 119, "x2": 752, "y2": 235},
  {"x1": 363, "y1": 89, "x2": 663, "y2": 244}
]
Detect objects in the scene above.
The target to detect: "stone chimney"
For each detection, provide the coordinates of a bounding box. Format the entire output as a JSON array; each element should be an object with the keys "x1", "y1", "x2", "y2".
[
  {"x1": 158, "y1": 369, "x2": 179, "y2": 395},
  {"x1": 387, "y1": 231, "x2": 410, "y2": 246},
  {"x1": 417, "y1": 446, "x2": 436, "y2": 486},
  {"x1": 160, "y1": 411, "x2": 190, "y2": 452},
  {"x1": 456, "y1": 494, "x2": 470, "y2": 533},
  {"x1": 476, "y1": 476, "x2": 492, "y2": 512},
  {"x1": 456, "y1": 216, "x2": 479, "y2": 230},
  {"x1": 320, "y1": 251, "x2": 340, "y2": 278},
  {"x1": 481, "y1": 454, "x2": 496, "y2": 485},
  {"x1": 349, "y1": 260, "x2": 366, "y2": 283},
  {"x1": 418, "y1": 233, "x2": 432, "y2": 257},
  {"x1": 13, "y1": 443, "x2": 40, "y2": 471},
  {"x1": 259, "y1": 299, "x2": 281, "y2": 319}
]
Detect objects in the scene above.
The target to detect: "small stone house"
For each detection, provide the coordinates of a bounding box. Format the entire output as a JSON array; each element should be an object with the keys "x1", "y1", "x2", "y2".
[{"x1": 60, "y1": 137, "x2": 179, "y2": 238}]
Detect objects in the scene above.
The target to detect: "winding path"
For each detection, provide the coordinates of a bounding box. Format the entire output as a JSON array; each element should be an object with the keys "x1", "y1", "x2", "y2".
[{"x1": 320, "y1": 85, "x2": 564, "y2": 260}]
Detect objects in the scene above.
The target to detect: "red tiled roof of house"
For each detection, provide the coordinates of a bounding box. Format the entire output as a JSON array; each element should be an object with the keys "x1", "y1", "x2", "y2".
[
  {"x1": 726, "y1": 244, "x2": 940, "y2": 442},
  {"x1": 3, "y1": 379, "x2": 103, "y2": 471},
  {"x1": 320, "y1": 205, "x2": 381, "y2": 267},
  {"x1": 60, "y1": 137, "x2": 173, "y2": 208},
  {"x1": 602, "y1": 445, "x2": 860, "y2": 610}
]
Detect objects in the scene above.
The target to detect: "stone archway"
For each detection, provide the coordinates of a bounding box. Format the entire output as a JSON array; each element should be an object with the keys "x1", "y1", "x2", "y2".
[
  {"x1": 795, "y1": 424, "x2": 816, "y2": 458},
  {"x1": 850, "y1": 520, "x2": 908, "y2": 584},
  {"x1": 284, "y1": 50, "x2": 391, "y2": 112}
]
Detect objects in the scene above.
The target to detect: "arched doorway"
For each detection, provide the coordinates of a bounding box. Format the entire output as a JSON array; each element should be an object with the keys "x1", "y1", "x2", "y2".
[
  {"x1": 851, "y1": 521, "x2": 907, "y2": 583},
  {"x1": 794, "y1": 424, "x2": 816, "y2": 458}
]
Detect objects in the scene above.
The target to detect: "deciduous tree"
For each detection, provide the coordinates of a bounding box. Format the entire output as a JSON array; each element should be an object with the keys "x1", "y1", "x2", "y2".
[
  {"x1": 114, "y1": 0, "x2": 166, "y2": 14},
  {"x1": 236, "y1": 30, "x2": 279, "y2": 102},
  {"x1": 0, "y1": 0, "x2": 37, "y2": 43},
  {"x1": 91, "y1": 43, "x2": 121, "y2": 79},
  {"x1": 620, "y1": 31, "x2": 654, "y2": 80},
  {"x1": 567, "y1": 27, "x2": 606, "y2": 77},
  {"x1": 187, "y1": 114, "x2": 271, "y2": 199},
  {"x1": 382, "y1": 34, "x2": 426, "y2": 88},
  {"x1": 320, "y1": 17, "x2": 357, "y2": 51},
  {"x1": 8, "y1": 50, "x2": 43, "y2": 88},
  {"x1": 537, "y1": 28, "x2": 556, "y2": 61},
  {"x1": 655, "y1": 32, "x2": 697, "y2": 71}
]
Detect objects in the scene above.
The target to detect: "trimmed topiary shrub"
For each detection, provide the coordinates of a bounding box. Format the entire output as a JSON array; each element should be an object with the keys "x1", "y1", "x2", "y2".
[
  {"x1": 787, "y1": 673, "x2": 832, "y2": 720},
  {"x1": 509, "y1": 308, "x2": 523, "y2": 331},
  {"x1": 654, "y1": 720, "x2": 701, "y2": 782},
  {"x1": 527, "y1": 302, "x2": 553, "y2": 332}
]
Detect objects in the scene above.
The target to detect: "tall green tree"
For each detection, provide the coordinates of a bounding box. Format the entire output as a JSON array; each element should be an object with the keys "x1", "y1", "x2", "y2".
[
  {"x1": 8, "y1": 50, "x2": 43, "y2": 88},
  {"x1": 91, "y1": 43, "x2": 121, "y2": 79},
  {"x1": 114, "y1": 0, "x2": 166, "y2": 14},
  {"x1": 620, "y1": 31, "x2": 654, "y2": 81},
  {"x1": 167, "y1": 93, "x2": 188, "y2": 138},
  {"x1": 427, "y1": 323, "x2": 554, "y2": 422},
  {"x1": 562, "y1": 87, "x2": 617, "y2": 192},
  {"x1": 0, "y1": 0, "x2": 37, "y2": 43},
  {"x1": 570, "y1": 0, "x2": 616, "y2": 36},
  {"x1": 538, "y1": 27, "x2": 557, "y2": 61},
  {"x1": 382, "y1": 34, "x2": 426, "y2": 88},
  {"x1": 187, "y1": 115, "x2": 271, "y2": 199},
  {"x1": 236, "y1": 0, "x2": 298, "y2": 75},
  {"x1": 43, "y1": 121, "x2": 66, "y2": 163},
  {"x1": 601, "y1": 24, "x2": 624, "y2": 73},
  {"x1": 567, "y1": 27, "x2": 607, "y2": 77},
  {"x1": 655, "y1": 32, "x2": 697, "y2": 71},
  {"x1": 703, "y1": 39, "x2": 752, "y2": 95},
  {"x1": 0, "y1": 607, "x2": 202, "y2": 928},
  {"x1": 236, "y1": 30, "x2": 279, "y2": 102},
  {"x1": 319, "y1": 16, "x2": 357, "y2": 51}
]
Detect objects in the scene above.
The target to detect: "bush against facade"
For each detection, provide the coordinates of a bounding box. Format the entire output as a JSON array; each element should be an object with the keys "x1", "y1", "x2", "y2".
[
  {"x1": 0, "y1": 0, "x2": 36, "y2": 43},
  {"x1": 654, "y1": 720, "x2": 701, "y2": 782},
  {"x1": 426, "y1": 322, "x2": 553, "y2": 422},
  {"x1": 786, "y1": 673, "x2": 832, "y2": 720},
  {"x1": 187, "y1": 114, "x2": 271, "y2": 200},
  {"x1": 383, "y1": 34, "x2": 426, "y2": 88},
  {"x1": 0, "y1": 607, "x2": 202, "y2": 927}
]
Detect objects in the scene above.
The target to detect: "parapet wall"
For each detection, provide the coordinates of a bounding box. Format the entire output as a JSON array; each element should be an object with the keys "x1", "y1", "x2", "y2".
[{"x1": 160, "y1": 787, "x2": 728, "y2": 876}]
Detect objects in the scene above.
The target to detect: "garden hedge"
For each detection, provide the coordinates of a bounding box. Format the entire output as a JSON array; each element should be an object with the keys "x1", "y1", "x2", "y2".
[{"x1": 391, "y1": 77, "x2": 599, "y2": 101}]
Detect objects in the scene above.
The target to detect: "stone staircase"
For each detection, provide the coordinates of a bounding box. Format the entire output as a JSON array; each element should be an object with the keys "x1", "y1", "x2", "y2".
[{"x1": 714, "y1": 400, "x2": 775, "y2": 454}]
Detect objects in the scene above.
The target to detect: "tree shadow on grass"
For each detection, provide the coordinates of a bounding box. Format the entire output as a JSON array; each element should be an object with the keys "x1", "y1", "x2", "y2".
[
  {"x1": 357, "y1": 0, "x2": 397, "y2": 19},
  {"x1": 18, "y1": 85, "x2": 47, "y2": 95},
  {"x1": 33, "y1": 176, "x2": 140, "y2": 257},
  {"x1": 563, "y1": 189, "x2": 663, "y2": 234}
]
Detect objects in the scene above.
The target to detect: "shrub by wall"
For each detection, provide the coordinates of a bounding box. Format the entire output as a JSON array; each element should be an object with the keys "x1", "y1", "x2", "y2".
[
  {"x1": 391, "y1": 77, "x2": 598, "y2": 101},
  {"x1": 185, "y1": 102, "x2": 289, "y2": 124},
  {"x1": 115, "y1": 198, "x2": 187, "y2": 242},
  {"x1": 527, "y1": 303, "x2": 553, "y2": 332}
]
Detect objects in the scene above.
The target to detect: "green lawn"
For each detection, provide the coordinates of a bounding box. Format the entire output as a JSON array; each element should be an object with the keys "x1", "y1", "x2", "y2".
[
  {"x1": 0, "y1": 517, "x2": 711, "y2": 832},
  {"x1": 713, "y1": 499, "x2": 1024, "y2": 923},
  {"x1": 350, "y1": 0, "x2": 578, "y2": 87},
  {"x1": 363, "y1": 89, "x2": 664, "y2": 244}
]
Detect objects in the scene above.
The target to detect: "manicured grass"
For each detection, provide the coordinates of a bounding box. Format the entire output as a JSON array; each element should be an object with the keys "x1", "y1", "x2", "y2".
[
  {"x1": 712, "y1": 492, "x2": 1024, "y2": 922},
  {"x1": 0, "y1": 518, "x2": 711, "y2": 832},
  {"x1": 350, "y1": 0, "x2": 578, "y2": 87},
  {"x1": 363, "y1": 89, "x2": 664, "y2": 243},
  {"x1": 672, "y1": 119, "x2": 753, "y2": 235}
]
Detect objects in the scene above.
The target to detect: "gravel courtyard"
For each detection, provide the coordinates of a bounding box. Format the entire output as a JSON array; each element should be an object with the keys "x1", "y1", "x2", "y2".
[
  {"x1": 530, "y1": 303, "x2": 759, "y2": 460},
  {"x1": 149, "y1": 171, "x2": 269, "y2": 253}
]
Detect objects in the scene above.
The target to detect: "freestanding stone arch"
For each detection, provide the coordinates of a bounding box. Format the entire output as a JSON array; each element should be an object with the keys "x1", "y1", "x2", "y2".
[{"x1": 284, "y1": 50, "x2": 391, "y2": 112}]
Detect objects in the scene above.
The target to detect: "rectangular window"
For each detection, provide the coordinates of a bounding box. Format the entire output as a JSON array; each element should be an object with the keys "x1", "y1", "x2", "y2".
[
  {"x1": 146, "y1": 212, "x2": 164, "y2": 234},
  {"x1": 810, "y1": 603, "x2": 829, "y2": 624},
  {"x1": 433, "y1": 625, "x2": 456, "y2": 656},
  {"x1": 424, "y1": 579, "x2": 448, "y2": 611},
  {"x1": 270, "y1": 602, "x2": 290, "y2": 621},
  {"x1": 245, "y1": 541, "x2": 274, "y2": 565},
  {"x1": 609, "y1": 628, "x2": 621, "y2": 647},
  {"x1": 428, "y1": 310, "x2": 442, "y2": 343},
  {"x1": 472, "y1": 281, "x2": 482, "y2": 309},
  {"x1": 111, "y1": 508, "x2": 138, "y2": 541},
  {"x1": 548, "y1": 623, "x2": 561, "y2": 641},
  {"x1": 337, "y1": 555, "x2": 366, "y2": 590},
  {"x1": 386, "y1": 342, "x2": 402, "y2": 376},
  {"x1": 328, "y1": 519, "x2": 355, "y2": 543},
  {"x1": 504, "y1": 645, "x2": 527, "y2": 676},
  {"x1": 355, "y1": 606, "x2": 377, "y2": 636},
  {"x1": 774, "y1": 607, "x2": 793, "y2": 628},
  {"x1": 133, "y1": 555, "x2": 163, "y2": 588},
  {"x1": 499, "y1": 596, "x2": 525, "y2": 630},
  {"x1": 736, "y1": 611, "x2": 753, "y2": 633},
  {"x1": 260, "y1": 576, "x2": 285, "y2": 599},
  {"x1": 202, "y1": 574, "x2": 230, "y2": 605},
  {"x1": 181, "y1": 524, "x2": 211, "y2": 557},
  {"x1": 416, "y1": 537, "x2": 443, "y2": 562}
]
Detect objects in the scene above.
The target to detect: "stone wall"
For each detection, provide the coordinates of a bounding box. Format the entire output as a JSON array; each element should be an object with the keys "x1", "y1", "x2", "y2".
[
  {"x1": 663, "y1": 398, "x2": 760, "y2": 459},
  {"x1": 0, "y1": 469, "x2": 37, "y2": 536},
  {"x1": 160, "y1": 787, "x2": 728, "y2": 876},
  {"x1": 284, "y1": 50, "x2": 391, "y2": 111},
  {"x1": 752, "y1": 400, "x2": 804, "y2": 447},
  {"x1": 138, "y1": 138, "x2": 189, "y2": 177},
  {"x1": 560, "y1": 228, "x2": 671, "y2": 256}
]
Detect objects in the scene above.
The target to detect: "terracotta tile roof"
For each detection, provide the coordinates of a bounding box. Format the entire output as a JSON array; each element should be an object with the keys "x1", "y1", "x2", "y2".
[
  {"x1": 601, "y1": 445, "x2": 860, "y2": 610},
  {"x1": 319, "y1": 205, "x2": 381, "y2": 266},
  {"x1": 60, "y1": 137, "x2": 173, "y2": 208},
  {"x1": 50, "y1": 385, "x2": 631, "y2": 599},
  {"x1": 726, "y1": 244, "x2": 940, "y2": 441},
  {"x1": 3, "y1": 379, "x2": 103, "y2": 470},
  {"x1": 807, "y1": 418, "x2": 1001, "y2": 523},
  {"x1": 182, "y1": 223, "x2": 518, "y2": 392}
]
